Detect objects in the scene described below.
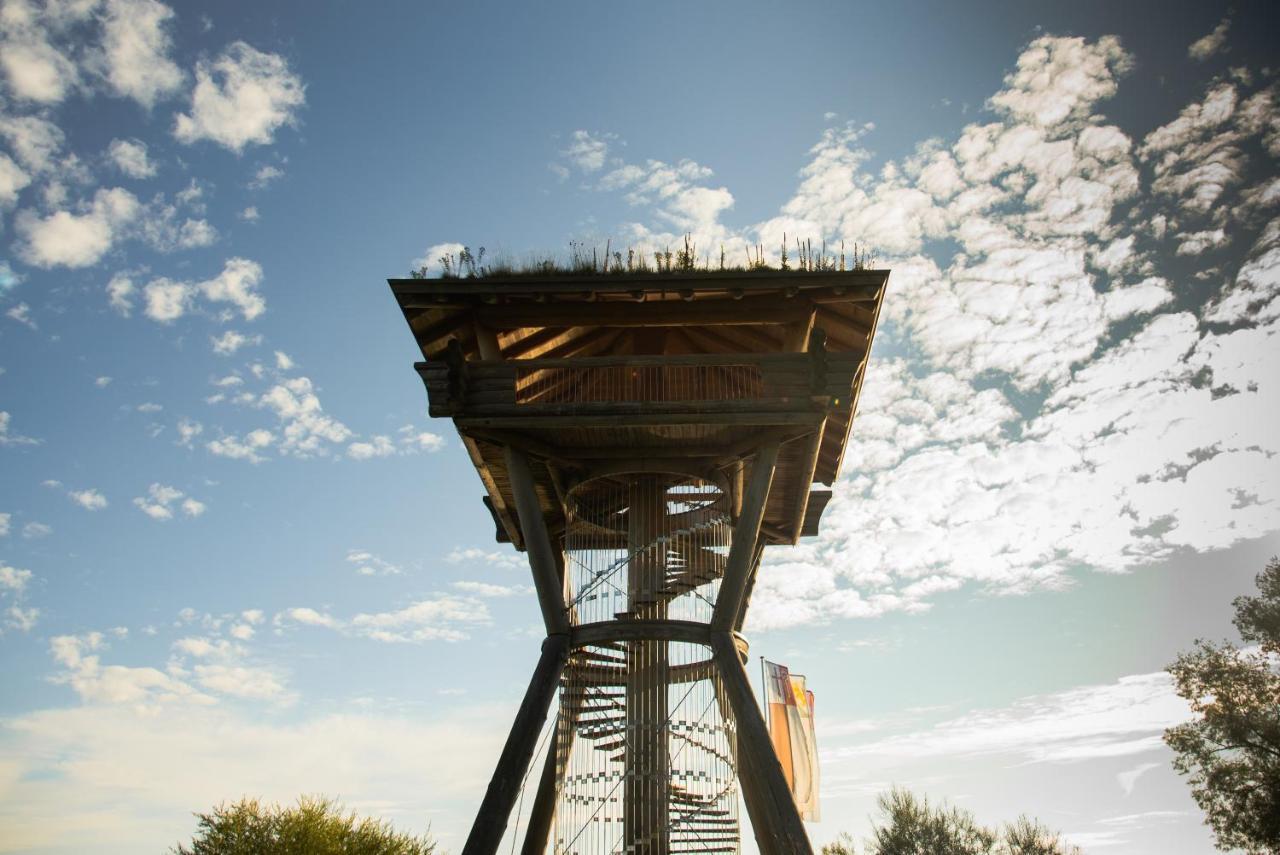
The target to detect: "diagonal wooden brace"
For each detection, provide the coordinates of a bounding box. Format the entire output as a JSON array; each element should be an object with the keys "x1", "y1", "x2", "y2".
[{"x1": 461, "y1": 634, "x2": 569, "y2": 855}]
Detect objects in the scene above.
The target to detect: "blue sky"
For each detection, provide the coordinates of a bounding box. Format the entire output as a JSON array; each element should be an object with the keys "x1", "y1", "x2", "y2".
[{"x1": 0, "y1": 0, "x2": 1277, "y2": 852}]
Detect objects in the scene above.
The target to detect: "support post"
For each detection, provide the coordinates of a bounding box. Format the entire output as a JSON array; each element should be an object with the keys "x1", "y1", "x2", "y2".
[
  {"x1": 712, "y1": 443, "x2": 780, "y2": 631},
  {"x1": 462, "y1": 634, "x2": 570, "y2": 855},
  {"x1": 519, "y1": 716, "x2": 562, "y2": 855},
  {"x1": 711, "y1": 632, "x2": 812, "y2": 855},
  {"x1": 505, "y1": 446, "x2": 570, "y2": 636}
]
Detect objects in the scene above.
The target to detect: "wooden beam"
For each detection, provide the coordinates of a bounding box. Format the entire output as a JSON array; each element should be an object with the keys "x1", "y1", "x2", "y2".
[
  {"x1": 461, "y1": 634, "x2": 569, "y2": 855},
  {"x1": 455, "y1": 411, "x2": 825, "y2": 430},
  {"x1": 505, "y1": 447, "x2": 570, "y2": 636},
  {"x1": 781, "y1": 308, "x2": 816, "y2": 353},
  {"x1": 711, "y1": 632, "x2": 813, "y2": 855},
  {"x1": 474, "y1": 322, "x2": 502, "y2": 360},
  {"x1": 476, "y1": 299, "x2": 813, "y2": 330},
  {"x1": 712, "y1": 443, "x2": 779, "y2": 631},
  {"x1": 462, "y1": 435, "x2": 523, "y2": 549},
  {"x1": 787, "y1": 418, "x2": 827, "y2": 545},
  {"x1": 519, "y1": 716, "x2": 561, "y2": 855}
]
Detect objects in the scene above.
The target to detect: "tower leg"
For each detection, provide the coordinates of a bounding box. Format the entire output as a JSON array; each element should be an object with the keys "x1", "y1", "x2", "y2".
[
  {"x1": 462, "y1": 634, "x2": 569, "y2": 855},
  {"x1": 711, "y1": 632, "x2": 812, "y2": 855},
  {"x1": 520, "y1": 713, "x2": 565, "y2": 855}
]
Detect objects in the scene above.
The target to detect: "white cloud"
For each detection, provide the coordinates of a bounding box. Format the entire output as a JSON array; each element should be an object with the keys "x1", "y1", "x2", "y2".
[
  {"x1": 248, "y1": 163, "x2": 282, "y2": 188},
  {"x1": 92, "y1": 0, "x2": 183, "y2": 107},
  {"x1": 22, "y1": 521, "x2": 52, "y2": 539},
  {"x1": 410, "y1": 241, "x2": 464, "y2": 276},
  {"x1": 344, "y1": 549, "x2": 402, "y2": 577},
  {"x1": 0, "y1": 562, "x2": 32, "y2": 593},
  {"x1": 0, "y1": 2, "x2": 79, "y2": 103},
  {"x1": 15, "y1": 187, "x2": 140, "y2": 268},
  {"x1": 1188, "y1": 17, "x2": 1230, "y2": 62},
  {"x1": 0, "y1": 512, "x2": 8, "y2": 536},
  {"x1": 176, "y1": 418, "x2": 202, "y2": 446},
  {"x1": 0, "y1": 699, "x2": 500, "y2": 854},
  {"x1": 132, "y1": 483, "x2": 204, "y2": 521},
  {"x1": 0, "y1": 112, "x2": 64, "y2": 174},
  {"x1": 0, "y1": 152, "x2": 31, "y2": 206},
  {"x1": 1117, "y1": 762, "x2": 1162, "y2": 797},
  {"x1": 238, "y1": 205, "x2": 259, "y2": 222},
  {"x1": 832, "y1": 672, "x2": 1188, "y2": 766},
  {"x1": 451, "y1": 580, "x2": 532, "y2": 598},
  {"x1": 49, "y1": 632, "x2": 211, "y2": 710},
  {"x1": 95, "y1": 376, "x2": 112, "y2": 387},
  {"x1": 6, "y1": 301, "x2": 36, "y2": 329},
  {"x1": 273, "y1": 594, "x2": 490, "y2": 643},
  {"x1": 1175, "y1": 227, "x2": 1227, "y2": 255},
  {"x1": 563, "y1": 129, "x2": 612, "y2": 172},
  {"x1": 273, "y1": 350, "x2": 293, "y2": 370},
  {"x1": 210, "y1": 329, "x2": 261, "y2": 355},
  {"x1": 173, "y1": 41, "x2": 305, "y2": 152},
  {"x1": 256, "y1": 376, "x2": 351, "y2": 457},
  {"x1": 106, "y1": 273, "x2": 134, "y2": 315},
  {"x1": 141, "y1": 257, "x2": 266, "y2": 323},
  {"x1": 138, "y1": 198, "x2": 218, "y2": 252},
  {"x1": 0, "y1": 410, "x2": 39, "y2": 446},
  {"x1": 206, "y1": 428, "x2": 273, "y2": 463},
  {"x1": 987, "y1": 35, "x2": 1132, "y2": 127},
  {"x1": 444, "y1": 546, "x2": 526, "y2": 571},
  {"x1": 106, "y1": 138, "x2": 156, "y2": 178},
  {"x1": 67, "y1": 488, "x2": 107, "y2": 510}
]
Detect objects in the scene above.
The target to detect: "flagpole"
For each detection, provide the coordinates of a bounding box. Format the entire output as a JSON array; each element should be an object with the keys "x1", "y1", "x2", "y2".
[{"x1": 760, "y1": 656, "x2": 768, "y2": 729}]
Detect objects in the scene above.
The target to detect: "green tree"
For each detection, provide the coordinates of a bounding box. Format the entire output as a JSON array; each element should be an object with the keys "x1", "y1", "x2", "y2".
[
  {"x1": 1164, "y1": 557, "x2": 1280, "y2": 854},
  {"x1": 821, "y1": 789, "x2": 1079, "y2": 855},
  {"x1": 172, "y1": 797, "x2": 436, "y2": 855}
]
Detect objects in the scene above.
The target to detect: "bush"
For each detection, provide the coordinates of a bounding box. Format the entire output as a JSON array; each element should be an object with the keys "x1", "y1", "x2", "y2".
[
  {"x1": 822, "y1": 788, "x2": 1080, "y2": 855},
  {"x1": 172, "y1": 796, "x2": 436, "y2": 855}
]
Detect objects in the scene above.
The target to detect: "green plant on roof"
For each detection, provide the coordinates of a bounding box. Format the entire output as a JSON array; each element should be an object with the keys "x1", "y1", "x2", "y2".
[{"x1": 407, "y1": 234, "x2": 876, "y2": 279}]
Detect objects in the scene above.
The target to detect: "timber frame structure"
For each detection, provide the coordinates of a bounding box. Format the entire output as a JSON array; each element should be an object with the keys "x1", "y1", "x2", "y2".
[{"x1": 389, "y1": 269, "x2": 888, "y2": 854}]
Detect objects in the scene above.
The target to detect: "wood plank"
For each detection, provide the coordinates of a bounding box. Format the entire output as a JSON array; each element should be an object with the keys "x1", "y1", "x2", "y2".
[
  {"x1": 712, "y1": 443, "x2": 779, "y2": 631},
  {"x1": 462, "y1": 435, "x2": 523, "y2": 549},
  {"x1": 476, "y1": 299, "x2": 814, "y2": 330},
  {"x1": 461, "y1": 634, "x2": 569, "y2": 855},
  {"x1": 711, "y1": 633, "x2": 813, "y2": 854},
  {"x1": 454, "y1": 411, "x2": 825, "y2": 430},
  {"x1": 505, "y1": 447, "x2": 570, "y2": 636}
]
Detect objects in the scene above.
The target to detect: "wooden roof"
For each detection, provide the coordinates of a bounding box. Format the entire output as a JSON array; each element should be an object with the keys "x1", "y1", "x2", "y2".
[{"x1": 389, "y1": 269, "x2": 888, "y2": 549}]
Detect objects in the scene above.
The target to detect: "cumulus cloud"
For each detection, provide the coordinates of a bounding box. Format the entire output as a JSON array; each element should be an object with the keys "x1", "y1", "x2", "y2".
[
  {"x1": 210, "y1": 329, "x2": 261, "y2": 355},
  {"x1": 67, "y1": 488, "x2": 107, "y2": 510},
  {"x1": 0, "y1": 410, "x2": 39, "y2": 446},
  {"x1": 347, "y1": 426, "x2": 445, "y2": 460},
  {"x1": 141, "y1": 257, "x2": 265, "y2": 323},
  {"x1": 562, "y1": 129, "x2": 613, "y2": 172},
  {"x1": 91, "y1": 0, "x2": 184, "y2": 107},
  {"x1": 173, "y1": 41, "x2": 305, "y2": 152},
  {"x1": 132, "y1": 483, "x2": 204, "y2": 521},
  {"x1": 273, "y1": 594, "x2": 490, "y2": 643},
  {"x1": 15, "y1": 187, "x2": 140, "y2": 268},
  {"x1": 0, "y1": 1, "x2": 80, "y2": 103},
  {"x1": 410, "y1": 241, "x2": 464, "y2": 276},
  {"x1": 541, "y1": 34, "x2": 1280, "y2": 632},
  {"x1": 106, "y1": 272, "x2": 134, "y2": 315},
  {"x1": 345, "y1": 549, "x2": 403, "y2": 576},
  {"x1": 831, "y1": 672, "x2": 1188, "y2": 765},
  {"x1": 1188, "y1": 17, "x2": 1230, "y2": 62}
]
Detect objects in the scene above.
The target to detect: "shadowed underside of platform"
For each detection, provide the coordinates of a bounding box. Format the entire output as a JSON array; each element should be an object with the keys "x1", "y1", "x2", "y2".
[{"x1": 389, "y1": 270, "x2": 888, "y2": 550}]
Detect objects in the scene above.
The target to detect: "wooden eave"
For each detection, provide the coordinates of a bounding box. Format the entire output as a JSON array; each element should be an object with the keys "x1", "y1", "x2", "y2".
[{"x1": 389, "y1": 269, "x2": 888, "y2": 548}]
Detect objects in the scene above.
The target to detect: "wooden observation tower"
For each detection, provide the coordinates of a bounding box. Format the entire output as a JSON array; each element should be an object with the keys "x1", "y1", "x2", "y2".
[{"x1": 390, "y1": 267, "x2": 888, "y2": 854}]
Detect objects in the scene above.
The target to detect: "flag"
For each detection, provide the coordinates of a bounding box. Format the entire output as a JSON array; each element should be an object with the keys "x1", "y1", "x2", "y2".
[{"x1": 763, "y1": 659, "x2": 821, "y2": 821}]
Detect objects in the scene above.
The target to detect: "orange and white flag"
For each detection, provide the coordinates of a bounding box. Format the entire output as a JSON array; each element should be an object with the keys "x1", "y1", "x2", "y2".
[{"x1": 763, "y1": 659, "x2": 821, "y2": 821}]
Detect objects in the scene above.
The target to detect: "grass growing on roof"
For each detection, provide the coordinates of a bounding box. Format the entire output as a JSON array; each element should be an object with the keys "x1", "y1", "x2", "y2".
[{"x1": 409, "y1": 234, "x2": 876, "y2": 279}]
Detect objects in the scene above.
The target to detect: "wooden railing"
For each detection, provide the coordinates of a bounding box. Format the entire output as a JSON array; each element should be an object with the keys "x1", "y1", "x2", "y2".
[{"x1": 417, "y1": 350, "x2": 863, "y2": 420}]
